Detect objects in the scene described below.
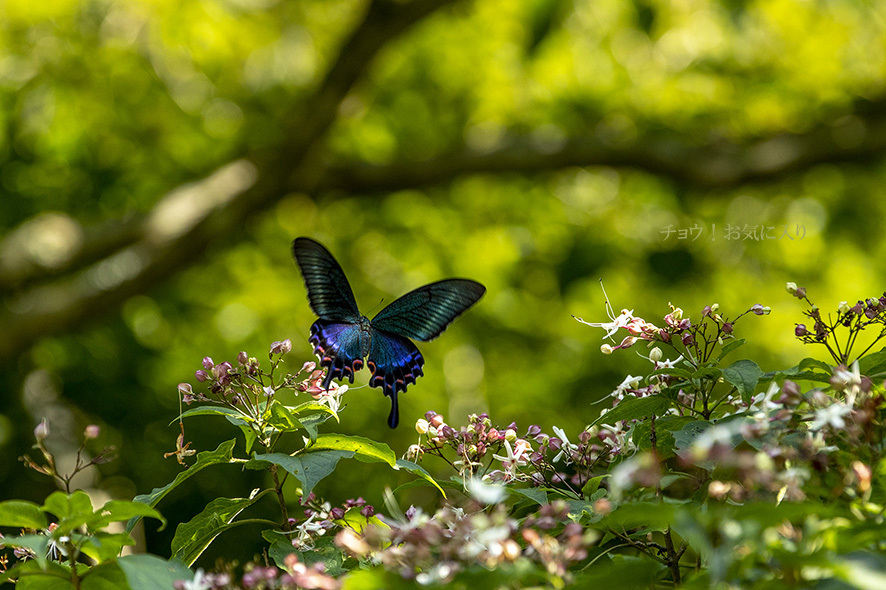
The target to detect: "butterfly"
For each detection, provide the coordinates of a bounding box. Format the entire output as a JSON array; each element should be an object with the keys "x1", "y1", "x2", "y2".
[{"x1": 292, "y1": 237, "x2": 486, "y2": 428}]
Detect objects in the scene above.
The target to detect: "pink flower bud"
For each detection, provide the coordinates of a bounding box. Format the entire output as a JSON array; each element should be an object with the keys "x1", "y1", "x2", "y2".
[
  {"x1": 202, "y1": 357, "x2": 214, "y2": 370},
  {"x1": 34, "y1": 420, "x2": 49, "y2": 442},
  {"x1": 270, "y1": 339, "x2": 292, "y2": 355},
  {"x1": 84, "y1": 425, "x2": 100, "y2": 439}
]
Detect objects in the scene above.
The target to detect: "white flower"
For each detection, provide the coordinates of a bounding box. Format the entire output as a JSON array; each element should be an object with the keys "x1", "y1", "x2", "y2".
[
  {"x1": 551, "y1": 426, "x2": 579, "y2": 464},
  {"x1": 575, "y1": 309, "x2": 635, "y2": 340},
  {"x1": 611, "y1": 374, "x2": 642, "y2": 398},
  {"x1": 655, "y1": 354, "x2": 684, "y2": 369},
  {"x1": 315, "y1": 384, "x2": 346, "y2": 412},
  {"x1": 179, "y1": 569, "x2": 212, "y2": 590},
  {"x1": 467, "y1": 478, "x2": 507, "y2": 505},
  {"x1": 492, "y1": 439, "x2": 532, "y2": 481},
  {"x1": 809, "y1": 403, "x2": 851, "y2": 431},
  {"x1": 292, "y1": 513, "x2": 326, "y2": 549},
  {"x1": 748, "y1": 381, "x2": 781, "y2": 413},
  {"x1": 832, "y1": 361, "x2": 862, "y2": 406}
]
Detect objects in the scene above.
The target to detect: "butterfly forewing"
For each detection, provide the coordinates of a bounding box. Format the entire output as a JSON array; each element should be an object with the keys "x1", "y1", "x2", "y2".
[
  {"x1": 292, "y1": 237, "x2": 361, "y2": 322},
  {"x1": 370, "y1": 279, "x2": 486, "y2": 342}
]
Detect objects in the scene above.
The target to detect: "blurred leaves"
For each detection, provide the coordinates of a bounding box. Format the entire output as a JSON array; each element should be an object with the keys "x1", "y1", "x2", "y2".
[{"x1": 2, "y1": 0, "x2": 886, "y2": 563}]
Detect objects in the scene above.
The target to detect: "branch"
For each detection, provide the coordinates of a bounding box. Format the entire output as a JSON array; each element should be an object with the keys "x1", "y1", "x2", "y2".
[{"x1": 317, "y1": 97, "x2": 886, "y2": 193}]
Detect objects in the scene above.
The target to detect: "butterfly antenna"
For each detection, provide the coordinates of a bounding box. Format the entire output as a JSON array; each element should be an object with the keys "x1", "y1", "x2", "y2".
[{"x1": 366, "y1": 298, "x2": 386, "y2": 317}]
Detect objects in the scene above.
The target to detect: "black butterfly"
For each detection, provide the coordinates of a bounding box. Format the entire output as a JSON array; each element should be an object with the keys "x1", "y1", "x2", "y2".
[{"x1": 292, "y1": 237, "x2": 486, "y2": 428}]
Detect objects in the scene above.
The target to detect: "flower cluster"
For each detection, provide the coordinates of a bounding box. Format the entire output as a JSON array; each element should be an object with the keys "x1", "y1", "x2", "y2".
[
  {"x1": 288, "y1": 493, "x2": 376, "y2": 550},
  {"x1": 20, "y1": 422, "x2": 113, "y2": 494},
  {"x1": 174, "y1": 554, "x2": 340, "y2": 590},
  {"x1": 789, "y1": 282, "x2": 886, "y2": 364},
  {"x1": 575, "y1": 301, "x2": 767, "y2": 358},
  {"x1": 410, "y1": 412, "x2": 624, "y2": 498},
  {"x1": 335, "y1": 501, "x2": 594, "y2": 585},
  {"x1": 177, "y1": 340, "x2": 347, "y2": 453}
]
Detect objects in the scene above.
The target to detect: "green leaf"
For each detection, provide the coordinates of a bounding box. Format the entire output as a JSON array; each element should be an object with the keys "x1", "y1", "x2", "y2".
[
  {"x1": 173, "y1": 405, "x2": 252, "y2": 425},
  {"x1": 572, "y1": 554, "x2": 666, "y2": 586},
  {"x1": 80, "y1": 561, "x2": 130, "y2": 590},
  {"x1": 566, "y1": 500, "x2": 598, "y2": 519},
  {"x1": 581, "y1": 474, "x2": 609, "y2": 498},
  {"x1": 859, "y1": 348, "x2": 886, "y2": 376},
  {"x1": 290, "y1": 400, "x2": 339, "y2": 422},
  {"x1": 298, "y1": 413, "x2": 329, "y2": 443},
  {"x1": 43, "y1": 491, "x2": 94, "y2": 534},
  {"x1": 5, "y1": 560, "x2": 73, "y2": 589},
  {"x1": 598, "y1": 501, "x2": 675, "y2": 531},
  {"x1": 248, "y1": 451, "x2": 352, "y2": 497},
  {"x1": 126, "y1": 439, "x2": 236, "y2": 533},
  {"x1": 393, "y1": 459, "x2": 446, "y2": 497},
  {"x1": 171, "y1": 490, "x2": 266, "y2": 566},
  {"x1": 264, "y1": 531, "x2": 346, "y2": 574},
  {"x1": 310, "y1": 434, "x2": 397, "y2": 466},
  {"x1": 723, "y1": 359, "x2": 763, "y2": 403},
  {"x1": 717, "y1": 338, "x2": 746, "y2": 360},
  {"x1": 90, "y1": 500, "x2": 165, "y2": 532},
  {"x1": 691, "y1": 366, "x2": 722, "y2": 381},
  {"x1": 509, "y1": 487, "x2": 548, "y2": 505},
  {"x1": 80, "y1": 532, "x2": 136, "y2": 564},
  {"x1": 115, "y1": 554, "x2": 192, "y2": 590},
  {"x1": 672, "y1": 420, "x2": 714, "y2": 454},
  {"x1": 267, "y1": 401, "x2": 304, "y2": 431},
  {"x1": 799, "y1": 357, "x2": 835, "y2": 373},
  {"x1": 590, "y1": 395, "x2": 671, "y2": 426},
  {"x1": 43, "y1": 490, "x2": 93, "y2": 520},
  {"x1": 0, "y1": 499, "x2": 47, "y2": 529}
]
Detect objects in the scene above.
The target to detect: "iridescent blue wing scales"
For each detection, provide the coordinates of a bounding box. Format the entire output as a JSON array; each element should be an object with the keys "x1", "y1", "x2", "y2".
[
  {"x1": 310, "y1": 319, "x2": 366, "y2": 390},
  {"x1": 366, "y1": 329, "x2": 425, "y2": 428},
  {"x1": 370, "y1": 279, "x2": 486, "y2": 341},
  {"x1": 292, "y1": 237, "x2": 361, "y2": 322}
]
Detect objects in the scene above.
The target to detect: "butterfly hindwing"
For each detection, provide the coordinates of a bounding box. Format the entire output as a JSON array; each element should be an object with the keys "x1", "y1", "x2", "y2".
[
  {"x1": 366, "y1": 328, "x2": 425, "y2": 428},
  {"x1": 292, "y1": 237, "x2": 361, "y2": 322},
  {"x1": 310, "y1": 319, "x2": 366, "y2": 390},
  {"x1": 370, "y1": 279, "x2": 486, "y2": 342}
]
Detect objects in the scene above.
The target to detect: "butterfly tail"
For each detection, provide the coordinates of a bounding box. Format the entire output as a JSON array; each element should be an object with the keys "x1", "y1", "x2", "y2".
[{"x1": 387, "y1": 391, "x2": 399, "y2": 429}]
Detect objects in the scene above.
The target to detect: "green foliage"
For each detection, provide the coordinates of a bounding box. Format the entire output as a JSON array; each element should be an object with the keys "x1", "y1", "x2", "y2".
[
  {"x1": 5, "y1": 289, "x2": 886, "y2": 589},
  {"x1": 0, "y1": 491, "x2": 167, "y2": 588}
]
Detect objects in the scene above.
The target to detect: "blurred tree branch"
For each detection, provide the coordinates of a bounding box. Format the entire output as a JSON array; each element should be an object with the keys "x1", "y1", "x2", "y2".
[
  {"x1": 319, "y1": 96, "x2": 886, "y2": 192},
  {"x1": 3, "y1": 1, "x2": 886, "y2": 363},
  {"x1": 0, "y1": 0, "x2": 461, "y2": 361}
]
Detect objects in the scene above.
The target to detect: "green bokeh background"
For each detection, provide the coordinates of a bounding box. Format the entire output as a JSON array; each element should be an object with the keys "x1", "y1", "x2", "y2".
[{"x1": 2, "y1": 0, "x2": 885, "y2": 565}]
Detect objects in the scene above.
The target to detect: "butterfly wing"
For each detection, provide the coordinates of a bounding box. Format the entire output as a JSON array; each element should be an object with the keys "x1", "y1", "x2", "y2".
[
  {"x1": 292, "y1": 237, "x2": 361, "y2": 322},
  {"x1": 370, "y1": 279, "x2": 486, "y2": 341},
  {"x1": 310, "y1": 319, "x2": 367, "y2": 389},
  {"x1": 366, "y1": 329, "x2": 425, "y2": 428}
]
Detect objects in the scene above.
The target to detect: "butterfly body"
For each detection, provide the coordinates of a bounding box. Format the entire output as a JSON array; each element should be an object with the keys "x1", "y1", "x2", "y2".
[{"x1": 292, "y1": 237, "x2": 485, "y2": 428}]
